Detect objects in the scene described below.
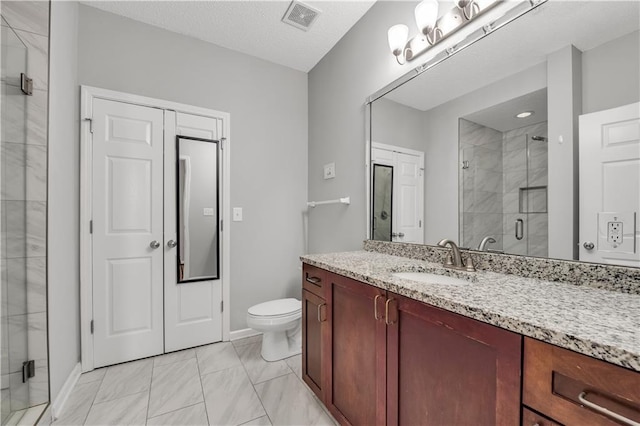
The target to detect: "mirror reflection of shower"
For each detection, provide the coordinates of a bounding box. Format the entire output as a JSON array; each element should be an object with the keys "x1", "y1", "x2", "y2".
[{"x1": 459, "y1": 89, "x2": 549, "y2": 257}]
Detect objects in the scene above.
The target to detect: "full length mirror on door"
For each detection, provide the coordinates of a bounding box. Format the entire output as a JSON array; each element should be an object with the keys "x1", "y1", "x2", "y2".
[{"x1": 177, "y1": 135, "x2": 220, "y2": 282}]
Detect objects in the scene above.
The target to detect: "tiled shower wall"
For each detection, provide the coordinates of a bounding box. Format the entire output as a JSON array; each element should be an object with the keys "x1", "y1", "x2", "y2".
[
  {"x1": 1, "y1": 1, "x2": 50, "y2": 420},
  {"x1": 459, "y1": 118, "x2": 504, "y2": 250},
  {"x1": 501, "y1": 122, "x2": 548, "y2": 257}
]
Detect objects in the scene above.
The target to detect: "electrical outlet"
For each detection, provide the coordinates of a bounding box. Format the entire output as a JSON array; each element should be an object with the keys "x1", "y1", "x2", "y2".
[
  {"x1": 597, "y1": 212, "x2": 636, "y2": 254},
  {"x1": 203, "y1": 208, "x2": 214, "y2": 216},
  {"x1": 608, "y1": 221, "x2": 623, "y2": 244},
  {"x1": 323, "y1": 163, "x2": 336, "y2": 180}
]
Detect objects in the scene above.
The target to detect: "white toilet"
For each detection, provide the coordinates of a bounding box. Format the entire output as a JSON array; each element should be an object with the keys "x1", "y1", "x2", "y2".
[{"x1": 247, "y1": 298, "x2": 302, "y2": 362}]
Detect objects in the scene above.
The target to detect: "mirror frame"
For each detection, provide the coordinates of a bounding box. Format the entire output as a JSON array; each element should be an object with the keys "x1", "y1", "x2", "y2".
[{"x1": 176, "y1": 135, "x2": 221, "y2": 283}]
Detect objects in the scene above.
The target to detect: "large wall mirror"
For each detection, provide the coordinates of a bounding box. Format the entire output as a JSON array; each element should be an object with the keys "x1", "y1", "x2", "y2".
[
  {"x1": 177, "y1": 135, "x2": 220, "y2": 282},
  {"x1": 368, "y1": 0, "x2": 640, "y2": 268}
]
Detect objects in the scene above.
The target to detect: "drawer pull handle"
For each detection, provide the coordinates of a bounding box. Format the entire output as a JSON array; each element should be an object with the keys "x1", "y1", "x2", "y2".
[
  {"x1": 385, "y1": 298, "x2": 397, "y2": 325},
  {"x1": 578, "y1": 391, "x2": 640, "y2": 426},
  {"x1": 374, "y1": 295, "x2": 383, "y2": 320},
  {"x1": 317, "y1": 303, "x2": 326, "y2": 322},
  {"x1": 305, "y1": 276, "x2": 321, "y2": 285}
]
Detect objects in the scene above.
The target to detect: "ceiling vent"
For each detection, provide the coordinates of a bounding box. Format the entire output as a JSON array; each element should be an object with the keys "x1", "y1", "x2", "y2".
[{"x1": 282, "y1": 1, "x2": 321, "y2": 32}]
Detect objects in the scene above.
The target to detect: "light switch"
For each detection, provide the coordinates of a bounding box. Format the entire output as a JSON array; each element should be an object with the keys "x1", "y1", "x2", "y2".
[
  {"x1": 324, "y1": 162, "x2": 336, "y2": 180},
  {"x1": 233, "y1": 207, "x2": 243, "y2": 222},
  {"x1": 203, "y1": 208, "x2": 214, "y2": 216}
]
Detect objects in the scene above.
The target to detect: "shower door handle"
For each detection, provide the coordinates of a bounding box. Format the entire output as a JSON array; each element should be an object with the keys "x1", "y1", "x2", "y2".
[{"x1": 515, "y1": 219, "x2": 524, "y2": 240}]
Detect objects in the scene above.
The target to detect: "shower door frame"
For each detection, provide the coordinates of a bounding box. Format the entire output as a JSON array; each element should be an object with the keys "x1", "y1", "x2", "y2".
[{"x1": 79, "y1": 86, "x2": 231, "y2": 372}]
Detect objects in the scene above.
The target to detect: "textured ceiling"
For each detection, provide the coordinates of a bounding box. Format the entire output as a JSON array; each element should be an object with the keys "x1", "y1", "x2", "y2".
[
  {"x1": 81, "y1": 0, "x2": 377, "y2": 72},
  {"x1": 385, "y1": 1, "x2": 640, "y2": 111}
]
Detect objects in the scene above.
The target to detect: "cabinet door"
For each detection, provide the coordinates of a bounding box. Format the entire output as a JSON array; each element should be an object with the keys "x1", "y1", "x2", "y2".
[
  {"x1": 302, "y1": 289, "x2": 326, "y2": 400},
  {"x1": 386, "y1": 294, "x2": 521, "y2": 426},
  {"x1": 325, "y1": 274, "x2": 386, "y2": 426}
]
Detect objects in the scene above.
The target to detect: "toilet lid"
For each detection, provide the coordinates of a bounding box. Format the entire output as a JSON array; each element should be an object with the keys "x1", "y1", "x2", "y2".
[{"x1": 248, "y1": 298, "x2": 301, "y2": 317}]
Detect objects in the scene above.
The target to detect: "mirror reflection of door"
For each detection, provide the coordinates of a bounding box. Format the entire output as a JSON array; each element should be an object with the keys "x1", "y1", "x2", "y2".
[
  {"x1": 372, "y1": 143, "x2": 425, "y2": 244},
  {"x1": 372, "y1": 164, "x2": 393, "y2": 241},
  {"x1": 176, "y1": 136, "x2": 220, "y2": 282}
]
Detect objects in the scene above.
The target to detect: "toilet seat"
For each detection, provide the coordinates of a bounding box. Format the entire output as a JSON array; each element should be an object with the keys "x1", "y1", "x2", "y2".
[{"x1": 247, "y1": 298, "x2": 301, "y2": 319}]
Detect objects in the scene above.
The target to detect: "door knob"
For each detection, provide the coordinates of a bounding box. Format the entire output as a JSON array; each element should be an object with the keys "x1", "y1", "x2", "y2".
[
  {"x1": 583, "y1": 241, "x2": 595, "y2": 250},
  {"x1": 150, "y1": 240, "x2": 161, "y2": 249},
  {"x1": 167, "y1": 240, "x2": 177, "y2": 248}
]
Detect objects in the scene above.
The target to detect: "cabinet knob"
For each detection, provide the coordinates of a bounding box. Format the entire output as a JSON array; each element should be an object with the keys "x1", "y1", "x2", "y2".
[
  {"x1": 150, "y1": 240, "x2": 160, "y2": 249},
  {"x1": 167, "y1": 239, "x2": 177, "y2": 248},
  {"x1": 583, "y1": 241, "x2": 595, "y2": 250}
]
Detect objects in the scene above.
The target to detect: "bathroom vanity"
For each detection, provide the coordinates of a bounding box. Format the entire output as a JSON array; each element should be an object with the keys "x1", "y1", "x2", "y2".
[{"x1": 300, "y1": 246, "x2": 640, "y2": 426}]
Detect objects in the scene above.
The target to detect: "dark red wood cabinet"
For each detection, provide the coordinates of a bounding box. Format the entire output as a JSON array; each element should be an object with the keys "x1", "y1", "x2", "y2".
[
  {"x1": 302, "y1": 263, "x2": 522, "y2": 426},
  {"x1": 301, "y1": 264, "x2": 328, "y2": 400}
]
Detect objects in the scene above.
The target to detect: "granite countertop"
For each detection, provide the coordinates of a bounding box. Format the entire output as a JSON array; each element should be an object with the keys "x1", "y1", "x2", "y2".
[{"x1": 300, "y1": 250, "x2": 640, "y2": 372}]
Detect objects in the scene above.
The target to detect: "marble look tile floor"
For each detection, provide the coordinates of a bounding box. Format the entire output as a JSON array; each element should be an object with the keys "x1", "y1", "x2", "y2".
[{"x1": 53, "y1": 336, "x2": 337, "y2": 426}]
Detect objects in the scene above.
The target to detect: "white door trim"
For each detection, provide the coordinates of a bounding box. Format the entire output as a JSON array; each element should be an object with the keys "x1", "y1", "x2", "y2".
[
  {"x1": 80, "y1": 85, "x2": 231, "y2": 372},
  {"x1": 372, "y1": 141, "x2": 425, "y2": 159}
]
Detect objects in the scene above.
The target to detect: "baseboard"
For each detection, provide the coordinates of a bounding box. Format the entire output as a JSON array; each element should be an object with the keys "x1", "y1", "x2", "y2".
[
  {"x1": 229, "y1": 328, "x2": 262, "y2": 341},
  {"x1": 51, "y1": 362, "x2": 82, "y2": 421}
]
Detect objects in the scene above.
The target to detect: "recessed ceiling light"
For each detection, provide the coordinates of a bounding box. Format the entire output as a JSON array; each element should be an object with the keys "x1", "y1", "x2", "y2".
[{"x1": 515, "y1": 111, "x2": 534, "y2": 119}]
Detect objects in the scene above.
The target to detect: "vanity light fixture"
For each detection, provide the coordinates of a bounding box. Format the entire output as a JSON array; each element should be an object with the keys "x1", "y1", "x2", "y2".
[
  {"x1": 387, "y1": 0, "x2": 501, "y2": 65},
  {"x1": 515, "y1": 111, "x2": 534, "y2": 119},
  {"x1": 388, "y1": 24, "x2": 410, "y2": 64}
]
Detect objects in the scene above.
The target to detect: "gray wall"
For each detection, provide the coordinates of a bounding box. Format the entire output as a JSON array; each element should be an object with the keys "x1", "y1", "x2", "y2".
[
  {"x1": 78, "y1": 4, "x2": 308, "y2": 332},
  {"x1": 48, "y1": 0, "x2": 80, "y2": 403},
  {"x1": 308, "y1": 1, "x2": 420, "y2": 253},
  {"x1": 371, "y1": 98, "x2": 425, "y2": 152},
  {"x1": 582, "y1": 30, "x2": 640, "y2": 114}
]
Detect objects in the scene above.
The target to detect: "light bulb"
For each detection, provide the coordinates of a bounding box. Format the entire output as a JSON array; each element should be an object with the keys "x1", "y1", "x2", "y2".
[
  {"x1": 415, "y1": 0, "x2": 439, "y2": 34},
  {"x1": 387, "y1": 24, "x2": 409, "y2": 56}
]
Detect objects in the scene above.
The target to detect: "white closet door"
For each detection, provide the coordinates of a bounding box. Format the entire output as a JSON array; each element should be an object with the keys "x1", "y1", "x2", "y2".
[
  {"x1": 92, "y1": 99, "x2": 165, "y2": 367},
  {"x1": 164, "y1": 111, "x2": 223, "y2": 352}
]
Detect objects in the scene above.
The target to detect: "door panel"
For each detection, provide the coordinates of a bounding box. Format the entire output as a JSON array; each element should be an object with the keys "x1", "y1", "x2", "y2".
[
  {"x1": 164, "y1": 111, "x2": 223, "y2": 352},
  {"x1": 386, "y1": 294, "x2": 521, "y2": 426},
  {"x1": 326, "y1": 275, "x2": 386, "y2": 426},
  {"x1": 371, "y1": 145, "x2": 424, "y2": 244},
  {"x1": 579, "y1": 102, "x2": 640, "y2": 266},
  {"x1": 92, "y1": 98, "x2": 164, "y2": 367}
]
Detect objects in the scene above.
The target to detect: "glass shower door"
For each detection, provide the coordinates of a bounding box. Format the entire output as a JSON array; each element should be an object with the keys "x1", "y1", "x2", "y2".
[{"x1": 1, "y1": 21, "x2": 31, "y2": 425}]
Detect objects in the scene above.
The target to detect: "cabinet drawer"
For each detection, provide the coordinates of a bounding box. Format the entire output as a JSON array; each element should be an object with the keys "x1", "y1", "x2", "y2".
[
  {"x1": 302, "y1": 263, "x2": 326, "y2": 297},
  {"x1": 523, "y1": 337, "x2": 640, "y2": 426},
  {"x1": 522, "y1": 407, "x2": 561, "y2": 426}
]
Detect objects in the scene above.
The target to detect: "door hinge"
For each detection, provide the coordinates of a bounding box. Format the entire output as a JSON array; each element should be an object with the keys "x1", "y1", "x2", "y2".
[
  {"x1": 85, "y1": 117, "x2": 93, "y2": 134},
  {"x1": 220, "y1": 220, "x2": 223, "y2": 232},
  {"x1": 89, "y1": 220, "x2": 93, "y2": 234},
  {"x1": 90, "y1": 320, "x2": 94, "y2": 334},
  {"x1": 220, "y1": 137, "x2": 226, "y2": 150},
  {"x1": 22, "y1": 360, "x2": 35, "y2": 383},
  {"x1": 419, "y1": 220, "x2": 422, "y2": 228},
  {"x1": 20, "y1": 73, "x2": 33, "y2": 96},
  {"x1": 220, "y1": 301, "x2": 224, "y2": 312}
]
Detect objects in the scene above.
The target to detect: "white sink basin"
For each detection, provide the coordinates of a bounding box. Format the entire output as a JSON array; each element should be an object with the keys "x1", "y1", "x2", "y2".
[{"x1": 392, "y1": 272, "x2": 472, "y2": 286}]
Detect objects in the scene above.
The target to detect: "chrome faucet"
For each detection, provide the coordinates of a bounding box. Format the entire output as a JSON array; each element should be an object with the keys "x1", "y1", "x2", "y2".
[
  {"x1": 437, "y1": 239, "x2": 475, "y2": 272},
  {"x1": 477, "y1": 236, "x2": 496, "y2": 251}
]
